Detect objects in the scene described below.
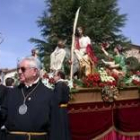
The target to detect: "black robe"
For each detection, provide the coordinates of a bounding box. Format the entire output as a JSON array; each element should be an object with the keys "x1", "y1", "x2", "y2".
[
  {"x1": 52, "y1": 81, "x2": 71, "y2": 140},
  {"x1": 0, "y1": 81, "x2": 60, "y2": 140},
  {"x1": 0, "y1": 84, "x2": 8, "y2": 140},
  {"x1": 0, "y1": 84, "x2": 7, "y2": 106}
]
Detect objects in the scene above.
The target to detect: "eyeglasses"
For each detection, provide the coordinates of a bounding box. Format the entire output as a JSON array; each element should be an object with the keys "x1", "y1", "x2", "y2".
[{"x1": 17, "y1": 67, "x2": 35, "y2": 73}]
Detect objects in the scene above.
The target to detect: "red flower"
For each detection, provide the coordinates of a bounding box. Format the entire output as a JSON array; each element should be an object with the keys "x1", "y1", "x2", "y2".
[
  {"x1": 132, "y1": 79, "x2": 140, "y2": 86},
  {"x1": 111, "y1": 73, "x2": 119, "y2": 81},
  {"x1": 83, "y1": 73, "x2": 101, "y2": 87},
  {"x1": 49, "y1": 78, "x2": 55, "y2": 84},
  {"x1": 43, "y1": 73, "x2": 49, "y2": 79},
  {"x1": 99, "y1": 83, "x2": 105, "y2": 87}
]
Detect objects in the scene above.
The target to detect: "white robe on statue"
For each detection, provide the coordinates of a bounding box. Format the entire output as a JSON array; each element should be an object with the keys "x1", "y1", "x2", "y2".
[
  {"x1": 74, "y1": 36, "x2": 96, "y2": 76},
  {"x1": 50, "y1": 47, "x2": 66, "y2": 71},
  {"x1": 74, "y1": 36, "x2": 91, "y2": 60}
]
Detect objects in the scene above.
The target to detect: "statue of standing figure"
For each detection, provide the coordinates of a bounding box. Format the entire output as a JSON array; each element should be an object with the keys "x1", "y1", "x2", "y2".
[
  {"x1": 31, "y1": 48, "x2": 39, "y2": 59},
  {"x1": 74, "y1": 26, "x2": 98, "y2": 77},
  {"x1": 50, "y1": 40, "x2": 66, "y2": 73},
  {"x1": 49, "y1": 27, "x2": 98, "y2": 79}
]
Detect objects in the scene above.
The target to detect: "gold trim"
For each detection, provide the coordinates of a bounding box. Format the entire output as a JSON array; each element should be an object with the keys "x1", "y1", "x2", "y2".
[
  {"x1": 91, "y1": 127, "x2": 114, "y2": 140},
  {"x1": 114, "y1": 127, "x2": 140, "y2": 136},
  {"x1": 70, "y1": 86, "x2": 138, "y2": 93},
  {"x1": 68, "y1": 102, "x2": 139, "y2": 114},
  {"x1": 9, "y1": 131, "x2": 47, "y2": 140},
  {"x1": 91, "y1": 126, "x2": 140, "y2": 140},
  {"x1": 59, "y1": 104, "x2": 68, "y2": 108}
]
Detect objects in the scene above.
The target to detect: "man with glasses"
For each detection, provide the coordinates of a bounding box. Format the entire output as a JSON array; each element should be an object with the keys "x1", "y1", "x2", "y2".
[{"x1": 0, "y1": 56, "x2": 61, "y2": 140}]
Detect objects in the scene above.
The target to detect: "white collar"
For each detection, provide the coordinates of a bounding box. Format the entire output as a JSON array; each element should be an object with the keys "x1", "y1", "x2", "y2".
[
  {"x1": 57, "y1": 79, "x2": 64, "y2": 82},
  {"x1": 25, "y1": 78, "x2": 40, "y2": 88}
]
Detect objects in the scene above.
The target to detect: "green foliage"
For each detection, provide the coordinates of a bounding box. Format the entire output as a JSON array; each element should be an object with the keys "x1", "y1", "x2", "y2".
[
  {"x1": 73, "y1": 78, "x2": 84, "y2": 87},
  {"x1": 30, "y1": 0, "x2": 129, "y2": 69}
]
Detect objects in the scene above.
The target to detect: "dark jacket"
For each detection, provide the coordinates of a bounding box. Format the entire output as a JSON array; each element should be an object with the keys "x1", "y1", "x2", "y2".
[
  {"x1": 0, "y1": 85, "x2": 7, "y2": 106},
  {"x1": 0, "y1": 81, "x2": 60, "y2": 140},
  {"x1": 0, "y1": 85, "x2": 7, "y2": 140},
  {"x1": 52, "y1": 81, "x2": 71, "y2": 140}
]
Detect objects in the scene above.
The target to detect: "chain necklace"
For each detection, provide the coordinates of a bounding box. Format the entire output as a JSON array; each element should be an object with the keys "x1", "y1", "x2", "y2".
[{"x1": 18, "y1": 82, "x2": 40, "y2": 115}]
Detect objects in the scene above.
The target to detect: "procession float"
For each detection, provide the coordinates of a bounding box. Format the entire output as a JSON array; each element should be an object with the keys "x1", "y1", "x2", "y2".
[{"x1": 28, "y1": 0, "x2": 140, "y2": 139}]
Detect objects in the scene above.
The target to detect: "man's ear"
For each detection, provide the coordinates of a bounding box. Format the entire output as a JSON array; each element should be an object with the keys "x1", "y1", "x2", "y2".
[{"x1": 33, "y1": 68, "x2": 39, "y2": 76}]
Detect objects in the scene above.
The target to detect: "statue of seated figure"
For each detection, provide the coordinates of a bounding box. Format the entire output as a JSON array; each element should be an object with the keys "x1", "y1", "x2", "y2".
[{"x1": 101, "y1": 44, "x2": 127, "y2": 76}]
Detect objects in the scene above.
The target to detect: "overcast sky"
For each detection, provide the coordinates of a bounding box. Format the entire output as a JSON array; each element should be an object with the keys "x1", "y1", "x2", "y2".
[{"x1": 0, "y1": 0, "x2": 140, "y2": 69}]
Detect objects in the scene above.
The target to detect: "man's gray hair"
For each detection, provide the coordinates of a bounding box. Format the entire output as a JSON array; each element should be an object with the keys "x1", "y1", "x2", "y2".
[{"x1": 18, "y1": 56, "x2": 42, "y2": 70}]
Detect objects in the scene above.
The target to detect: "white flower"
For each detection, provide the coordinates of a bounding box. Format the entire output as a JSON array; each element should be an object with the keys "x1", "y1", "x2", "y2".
[{"x1": 42, "y1": 79, "x2": 54, "y2": 89}]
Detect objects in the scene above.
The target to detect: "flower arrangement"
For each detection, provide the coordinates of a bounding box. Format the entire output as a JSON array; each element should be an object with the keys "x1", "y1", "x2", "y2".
[
  {"x1": 41, "y1": 71, "x2": 74, "y2": 89},
  {"x1": 132, "y1": 75, "x2": 140, "y2": 86},
  {"x1": 83, "y1": 73, "x2": 101, "y2": 87},
  {"x1": 82, "y1": 68, "x2": 117, "y2": 88},
  {"x1": 98, "y1": 68, "x2": 117, "y2": 86},
  {"x1": 40, "y1": 67, "x2": 140, "y2": 97},
  {"x1": 42, "y1": 72, "x2": 55, "y2": 89},
  {"x1": 124, "y1": 71, "x2": 140, "y2": 87}
]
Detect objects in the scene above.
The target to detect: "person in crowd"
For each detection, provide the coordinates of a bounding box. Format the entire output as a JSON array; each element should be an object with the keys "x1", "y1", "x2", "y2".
[
  {"x1": 50, "y1": 39, "x2": 66, "y2": 72},
  {"x1": 52, "y1": 70, "x2": 71, "y2": 140},
  {"x1": 74, "y1": 26, "x2": 98, "y2": 77},
  {"x1": 0, "y1": 56, "x2": 61, "y2": 140},
  {"x1": 0, "y1": 80, "x2": 7, "y2": 140},
  {"x1": 101, "y1": 44, "x2": 127, "y2": 76},
  {"x1": 5, "y1": 77, "x2": 15, "y2": 88},
  {"x1": 0, "y1": 79, "x2": 7, "y2": 109}
]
